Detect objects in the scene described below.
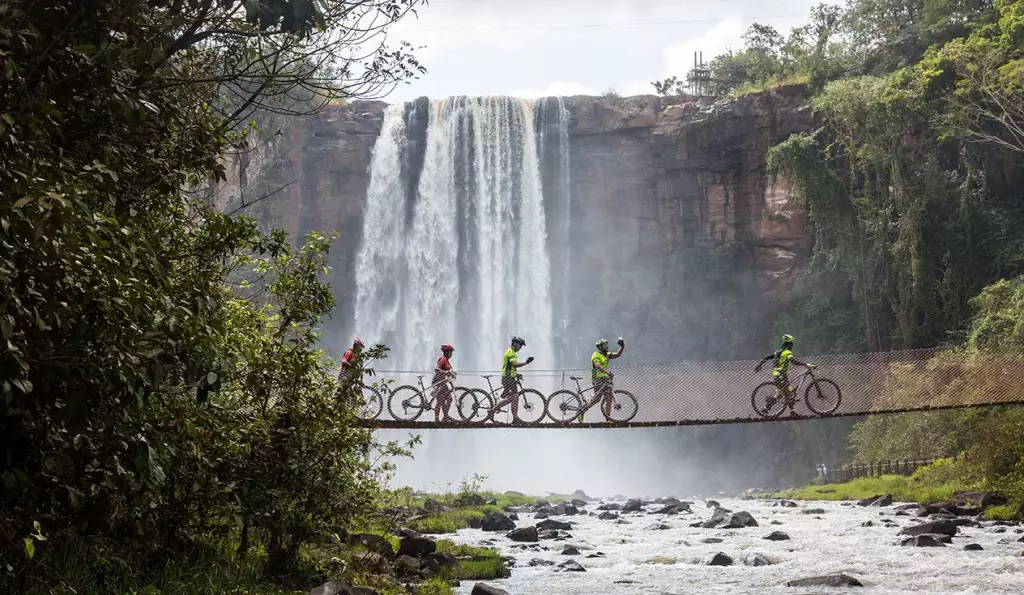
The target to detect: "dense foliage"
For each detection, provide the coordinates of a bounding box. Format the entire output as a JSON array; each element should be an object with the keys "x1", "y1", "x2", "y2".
[
  {"x1": 656, "y1": 0, "x2": 1024, "y2": 505},
  {"x1": 0, "y1": 0, "x2": 423, "y2": 591}
]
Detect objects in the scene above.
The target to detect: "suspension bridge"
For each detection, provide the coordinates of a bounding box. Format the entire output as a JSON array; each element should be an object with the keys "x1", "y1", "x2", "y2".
[{"x1": 353, "y1": 346, "x2": 1024, "y2": 429}]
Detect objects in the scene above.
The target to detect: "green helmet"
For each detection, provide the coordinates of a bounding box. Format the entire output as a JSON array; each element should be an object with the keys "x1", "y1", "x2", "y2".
[
  {"x1": 782, "y1": 334, "x2": 795, "y2": 344},
  {"x1": 595, "y1": 338, "x2": 609, "y2": 349}
]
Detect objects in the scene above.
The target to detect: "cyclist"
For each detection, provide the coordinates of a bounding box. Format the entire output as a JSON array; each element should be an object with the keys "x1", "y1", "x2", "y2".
[
  {"x1": 337, "y1": 337, "x2": 365, "y2": 383},
  {"x1": 754, "y1": 334, "x2": 814, "y2": 401},
  {"x1": 433, "y1": 344, "x2": 456, "y2": 422},
  {"x1": 484, "y1": 336, "x2": 534, "y2": 423},
  {"x1": 590, "y1": 337, "x2": 625, "y2": 422}
]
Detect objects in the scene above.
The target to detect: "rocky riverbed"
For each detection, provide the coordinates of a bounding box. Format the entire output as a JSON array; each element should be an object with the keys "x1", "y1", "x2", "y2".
[{"x1": 453, "y1": 495, "x2": 1024, "y2": 594}]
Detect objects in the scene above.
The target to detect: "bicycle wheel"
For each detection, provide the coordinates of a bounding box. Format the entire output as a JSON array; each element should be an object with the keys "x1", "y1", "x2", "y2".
[
  {"x1": 388, "y1": 385, "x2": 427, "y2": 422},
  {"x1": 515, "y1": 389, "x2": 548, "y2": 424},
  {"x1": 606, "y1": 390, "x2": 639, "y2": 423},
  {"x1": 457, "y1": 388, "x2": 492, "y2": 422},
  {"x1": 547, "y1": 390, "x2": 584, "y2": 423},
  {"x1": 751, "y1": 382, "x2": 786, "y2": 419},
  {"x1": 805, "y1": 378, "x2": 842, "y2": 415},
  {"x1": 359, "y1": 385, "x2": 384, "y2": 420}
]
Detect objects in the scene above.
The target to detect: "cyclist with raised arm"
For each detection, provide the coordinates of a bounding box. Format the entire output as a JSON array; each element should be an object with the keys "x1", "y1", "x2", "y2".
[
  {"x1": 589, "y1": 337, "x2": 625, "y2": 422},
  {"x1": 755, "y1": 334, "x2": 814, "y2": 401},
  {"x1": 484, "y1": 336, "x2": 534, "y2": 423},
  {"x1": 433, "y1": 344, "x2": 456, "y2": 422}
]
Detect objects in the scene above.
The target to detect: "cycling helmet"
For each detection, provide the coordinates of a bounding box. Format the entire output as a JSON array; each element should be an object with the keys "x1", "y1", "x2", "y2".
[
  {"x1": 596, "y1": 338, "x2": 609, "y2": 348},
  {"x1": 353, "y1": 337, "x2": 365, "y2": 348},
  {"x1": 781, "y1": 334, "x2": 795, "y2": 344},
  {"x1": 441, "y1": 344, "x2": 454, "y2": 352},
  {"x1": 511, "y1": 336, "x2": 526, "y2": 346}
]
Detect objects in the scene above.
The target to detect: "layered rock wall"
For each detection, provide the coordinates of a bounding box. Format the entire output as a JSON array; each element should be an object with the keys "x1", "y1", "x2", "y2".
[{"x1": 216, "y1": 87, "x2": 813, "y2": 359}]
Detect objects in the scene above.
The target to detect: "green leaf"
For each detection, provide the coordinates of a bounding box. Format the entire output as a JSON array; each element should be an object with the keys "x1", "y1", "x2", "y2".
[
  {"x1": 12, "y1": 196, "x2": 33, "y2": 209},
  {"x1": 207, "y1": 371, "x2": 218, "y2": 385},
  {"x1": 23, "y1": 538, "x2": 34, "y2": 560}
]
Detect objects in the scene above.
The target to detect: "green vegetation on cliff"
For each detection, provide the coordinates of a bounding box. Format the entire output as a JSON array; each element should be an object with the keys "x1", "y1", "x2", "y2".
[{"x1": 658, "y1": 0, "x2": 1024, "y2": 513}]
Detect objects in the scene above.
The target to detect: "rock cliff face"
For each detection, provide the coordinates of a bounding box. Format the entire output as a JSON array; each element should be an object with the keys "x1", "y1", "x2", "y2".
[{"x1": 216, "y1": 87, "x2": 813, "y2": 359}]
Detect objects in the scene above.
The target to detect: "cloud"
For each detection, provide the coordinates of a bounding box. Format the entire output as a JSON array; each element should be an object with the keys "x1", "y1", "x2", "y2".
[
  {"x1": 618, "y1": 16, "x2": 749, "y2": 95},
  {"x1": 510, "y1": 81, "x2": 599, "y2": 98}
]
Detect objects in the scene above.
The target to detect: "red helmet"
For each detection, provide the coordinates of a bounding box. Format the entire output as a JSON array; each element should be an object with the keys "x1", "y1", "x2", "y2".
[
  {"x1": 353, "y1": 337, "x2": 365, "y2": 348},
  {"x1": 441, "y1": 344, "x2": 454, "y2": 352}
]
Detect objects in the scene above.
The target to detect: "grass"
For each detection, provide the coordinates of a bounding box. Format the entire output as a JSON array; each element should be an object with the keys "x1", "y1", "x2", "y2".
[
  {"x1": 776, "y1": 474, "x2": 962, "y2": 503},
  {"x1": 985, "y1": 504, "x2": 1021, "y2": 520},
  {"x1": 412, "y1": 505, "x2": 504, "y2": 534},
  {"x1": 733, "y1": 73, "x2": 812, "y2": 97},
  {"x1": 415, "y1": 578, "x2": 456, "y2": 595},
  {"x1": 435, "y1": 540, "x2": 510, "y2": 580}
]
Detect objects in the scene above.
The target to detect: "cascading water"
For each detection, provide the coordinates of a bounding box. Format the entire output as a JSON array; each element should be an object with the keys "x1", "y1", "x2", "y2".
[{"x1": 355, "y1": 97, "x2": 559, "y2": 372}]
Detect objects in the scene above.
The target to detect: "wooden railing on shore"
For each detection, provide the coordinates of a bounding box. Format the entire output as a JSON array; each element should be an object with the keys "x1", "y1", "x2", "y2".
[{"x1": 824, "y1": 454, "x2": 965, "y2": 484}]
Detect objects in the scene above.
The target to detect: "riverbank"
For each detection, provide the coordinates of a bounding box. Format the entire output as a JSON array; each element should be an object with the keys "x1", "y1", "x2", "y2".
[{"x1": 767, "y1": 460, "x2": 1020, "y2": 520}]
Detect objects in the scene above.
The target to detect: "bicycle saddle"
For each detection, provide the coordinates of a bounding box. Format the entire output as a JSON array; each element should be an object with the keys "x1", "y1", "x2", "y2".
[
  {"x1": 415, "y1": 374, "x2": 427, "y2": 380},
  {"x1": 569, "y1": 376, "x2": 583, "y2": 381},
  {"x1": 481, "y1": 374, "x2": 494, "y2": 379}
]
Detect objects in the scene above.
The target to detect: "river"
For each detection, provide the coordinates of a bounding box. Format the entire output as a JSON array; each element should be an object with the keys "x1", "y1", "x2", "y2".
[{"x1": 449, "y1": 497, "x2": 1024, "y2": 594}]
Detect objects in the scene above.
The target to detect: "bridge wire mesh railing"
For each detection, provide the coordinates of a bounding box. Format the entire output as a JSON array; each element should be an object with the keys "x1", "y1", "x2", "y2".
[{"x1": 354, "y1": 345, "x2": 1024, "y2": 428}]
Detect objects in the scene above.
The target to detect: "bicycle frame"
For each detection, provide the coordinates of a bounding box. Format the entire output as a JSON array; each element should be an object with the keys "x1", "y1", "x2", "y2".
[
  {"x1": 479, "y1": 375, "x2": 526, "y2": 406},
  {"x1": 566, "y1": 376, "x2": 613, "y2": 415}
]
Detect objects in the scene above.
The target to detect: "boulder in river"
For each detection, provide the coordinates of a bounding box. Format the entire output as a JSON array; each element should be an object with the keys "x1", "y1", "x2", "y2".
[
  {"x1": 802, "y1": 508, "x2": 827, "y2": 515},
  {"x1": 309, "y1": 581, "x2": 369, "y2": 595},
  {"x1": 644, "y1": 523, "x2": 671, "y2": 531},
  {"x1": 964, "y1": 543, "x2": 984, "y2": 551},
  {"x1": 706, "y1": 500, "x2": 721, "y2": 508},
  {"x1": 953, "y1": 491, "x2": 1006, "y2": 510},
  {"x1": 481, "y1": 511, "x2": 516, "y2": 532},
  {"x1": 537, "y1": 519, "x2": 573, "y2": 531},
  {"x1": 786, "y1": 574, "x2": 864, "y2": 587},
  {"x1": 705, "y1": 552, "x2": 733, "y2": 566},
  {"x1": 653, "y1": 503, "x2": 691, "y2": 515},
  {"x1": 701, "y1": 508, "x2": 730, "y2": 528},
  {"x1": 598, "y1": 511, "x2": 619, "y2": 520},
  {"x1": 744, "y1": 553, "x2": 774, "y2": 566},
  {"x1": 597, "y1": 502, "x2": 622, "y2": 511},
  {"x1": 622, "y1": 499, "x2": 643, "y2": 512},
  {"x1": 556, "y1": 559, "x2": 586, "y2": 572},
  {"x1": 701, "y1": 537, "x2": 724, "y2": 544},
  {"x1": 570, "y1": 489, "x2": 595, "y2": 502},
  {"x1": 553, "y1": 502, "x2": 579, "y2": 516},
  {"x1": 528, "y1": 558, "x2": 555, "y2": 567},
  {"x1": 420, "y1": 551, "x2": 460, "y2": 576},
  {"x1": 397, "y1": 533, "x2": 436, "y2": 557},
  {"x1": 763, "y1": 531, "x2": 790, "y2": 541},
  {"x1": 901, "y1": 535, "x2": 946, "y2": 547},
  {"x1": 857, "y1": 494, "x2": 892, "y2": 507},
  {"x1": 560, "y1": 545, "x2": 580, "y2": 555},
  {"x1": 471, "y1": 583, "x2": 511, "y2": 595},
  {"x1": 898, "y1": 520, "x2": 958, "y2": 537},
  {"x1": 506, "y1": 527, "x2": 539, "y2": 542}
]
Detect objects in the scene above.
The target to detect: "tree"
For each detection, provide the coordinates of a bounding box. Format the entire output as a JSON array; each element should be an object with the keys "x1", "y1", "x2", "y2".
[{"x1": 0, "y1": 0, "x2": 424, "y2": 587}]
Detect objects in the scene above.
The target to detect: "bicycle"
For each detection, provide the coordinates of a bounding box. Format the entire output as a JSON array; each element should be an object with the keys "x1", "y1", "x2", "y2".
[
  {"x1": 455, "y1": 375, "x2": 548, "y2": 424},
  {"x1": 750, "y1": 367, "x2": 842, "y2": 418},
  {"x1": 357, "y1": 383, "x2": 385, "y2": 420},
  {"x1": 388, "y1": 374, "x2": 465, "y2": 422},
  {"x1": 547, "y1": 374, "x2": 639, "y2": 423}
]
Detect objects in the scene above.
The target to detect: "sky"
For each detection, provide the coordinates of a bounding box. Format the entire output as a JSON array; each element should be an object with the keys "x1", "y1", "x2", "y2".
[{"x1": 382, "y1": 0, "x2": 828, "y2": 102}]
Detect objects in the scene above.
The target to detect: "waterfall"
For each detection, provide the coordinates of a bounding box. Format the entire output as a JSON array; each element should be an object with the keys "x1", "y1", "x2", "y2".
[{"x1": 355, "y1": 97, "x2": 561, "y2": 372}]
